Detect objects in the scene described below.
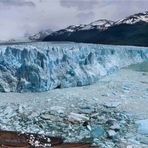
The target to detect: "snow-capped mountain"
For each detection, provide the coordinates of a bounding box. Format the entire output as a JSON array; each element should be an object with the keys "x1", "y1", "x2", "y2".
[
  {"x1": 116, "y1": 11, "x2": 148, "y2": 25},
  {"x1": 43, "y1": 11, "x2": 148, "y2": 46},
  {"x1": 80, "y1": 19, "x2": 114, "y2": 30},
  {"x1": 51, "y1": 12, "x2": 148, "y2": 35},
  {"x1": 53, "y1": 19, "x2": 114, "y2": 34},
  {"x1": 29, "y1": 29, "x2": 53, "y2": 41},
  {"x1": 44, "y1": 19, "x2": 114, "y2": 41}
]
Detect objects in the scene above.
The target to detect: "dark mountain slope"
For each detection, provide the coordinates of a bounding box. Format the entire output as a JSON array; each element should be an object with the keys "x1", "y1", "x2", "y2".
[
  {"x1": 96, "y1": 22, "x2": 148, "y2": 46},
  {"x1": 43, "y1": 29, "x2": 101, "y2": 43},
  {"x1": 43, "y1": 12, "x2": 148, "y2": 46},
  {"x1": 43, "y1": 22, "x2": 148, "y2": 46}
]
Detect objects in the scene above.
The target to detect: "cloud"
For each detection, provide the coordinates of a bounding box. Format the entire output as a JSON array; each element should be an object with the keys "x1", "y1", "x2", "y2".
[
  {"x1": 97, "y1": 0, "x2": 148, "y2": 21},
  {"x1": 0, "y1": 0, "x2": 35, "y2": 7},
  {"x1": 77, "y1": 11, "x2": 95, "y2": 23},
  {"x1": 60, "y1": 0, "x2": 99, "y2": 11},
  {"x1": 0, "y1": 0, "x2": 148, "y2": 41}
]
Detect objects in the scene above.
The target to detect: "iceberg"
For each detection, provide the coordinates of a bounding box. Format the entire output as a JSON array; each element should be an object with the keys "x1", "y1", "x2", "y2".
[{"x1": 0, "y1": 42, "x2": 148, "y2": 92}]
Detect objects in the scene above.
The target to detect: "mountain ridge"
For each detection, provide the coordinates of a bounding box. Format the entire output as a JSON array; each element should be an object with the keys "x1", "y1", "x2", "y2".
[{"x1": 43, "y1": 11, "x2": 148, "y2": 47}]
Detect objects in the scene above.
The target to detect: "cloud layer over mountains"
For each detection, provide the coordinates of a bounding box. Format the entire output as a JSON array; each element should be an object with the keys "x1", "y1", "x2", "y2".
[{"x1": 0, "y1": 0, "x2": 148, "y2": 40}]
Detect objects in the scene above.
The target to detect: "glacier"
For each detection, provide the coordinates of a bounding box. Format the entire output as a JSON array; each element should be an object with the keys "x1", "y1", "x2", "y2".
[{"x1": 0, "y1": 42, "x2": 148, "y2": 92}]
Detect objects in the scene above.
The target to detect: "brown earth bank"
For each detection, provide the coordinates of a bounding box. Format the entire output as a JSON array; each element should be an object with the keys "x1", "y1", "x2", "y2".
[{"x1": 0, "y1": 131, "x2": 96, "y2": 148}]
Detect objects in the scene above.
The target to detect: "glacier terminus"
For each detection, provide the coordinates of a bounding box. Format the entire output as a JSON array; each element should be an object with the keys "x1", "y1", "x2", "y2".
[{"x1": 0, "y1": 42, "x2": 148, "y2": 92}]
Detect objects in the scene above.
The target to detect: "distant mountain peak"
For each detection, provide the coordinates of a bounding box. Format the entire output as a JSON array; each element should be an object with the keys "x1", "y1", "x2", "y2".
[
  {"x1": 116, "y1": 11, "x2": 148, "y2": 25},
  {"x1": 29, "y1": 29, "x2": 53, "y2": 41},
  {"x1": 90, "y1": 19, "x2": 114, "y2": 26},
  {"x1": 86, "y1": 19, "x2": 114, "y2": 30},
  {"x1": 51, "y1": 19, "x2": 114, "y2": 36}
]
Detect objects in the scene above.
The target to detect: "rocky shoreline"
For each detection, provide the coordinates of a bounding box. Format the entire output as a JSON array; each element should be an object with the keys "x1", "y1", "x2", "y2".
[{"x1": 0, "y1": 97, "x2": 148, "y2": 148}]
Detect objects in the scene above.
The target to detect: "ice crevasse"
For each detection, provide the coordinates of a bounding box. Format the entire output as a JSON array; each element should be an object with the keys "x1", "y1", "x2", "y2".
[{"x1": 0, "y1": 42, "x2": 148, "y2": 92}]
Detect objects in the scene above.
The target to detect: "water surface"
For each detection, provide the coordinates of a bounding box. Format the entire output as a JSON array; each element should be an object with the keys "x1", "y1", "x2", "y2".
[{"x1": 126, "y1": 61, "x2": 148, "y2": 72}]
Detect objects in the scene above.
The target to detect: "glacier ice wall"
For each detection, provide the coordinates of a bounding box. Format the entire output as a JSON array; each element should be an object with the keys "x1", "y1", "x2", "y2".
[{"x1": 0, "y1": 42, "x2": 148, "y2": 92}]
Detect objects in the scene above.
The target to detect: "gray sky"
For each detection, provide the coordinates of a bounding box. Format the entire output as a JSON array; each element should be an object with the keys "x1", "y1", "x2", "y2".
[{"x1": 0, "y1": 0, "x2": 148, "y2": 40}]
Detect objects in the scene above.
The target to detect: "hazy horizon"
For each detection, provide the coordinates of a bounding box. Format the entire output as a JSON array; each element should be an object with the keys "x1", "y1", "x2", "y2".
[{"x1": 0, "y1": 0, "x2": 148, "y2": 40}]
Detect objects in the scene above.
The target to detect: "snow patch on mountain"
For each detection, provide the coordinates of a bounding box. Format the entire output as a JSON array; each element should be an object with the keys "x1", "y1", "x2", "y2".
[
  {"x1": 116, "y1": 11, "x2": 148, "y2": 25},
  {"x1": 81, "y1": 19, "x2": 114, "y2": 30},
  {"x1": 29, "y1": 29, "x2": 53, "y2": 41},
  {"x1": 51, "y1": 19, "x2": 114, "y2": 36}
]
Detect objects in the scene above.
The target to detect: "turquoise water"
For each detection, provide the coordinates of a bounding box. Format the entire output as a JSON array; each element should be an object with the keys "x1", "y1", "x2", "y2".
[{"x1": 127, "y1": 61, "x2": 148, "y2": 72}]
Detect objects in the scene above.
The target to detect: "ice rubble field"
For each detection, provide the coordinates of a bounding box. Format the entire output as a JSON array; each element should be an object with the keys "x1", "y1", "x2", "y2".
[
  {"x1": 0, "y1": 63, "x2": 148, "y2": 147},
  {"x1": 0, "y1": 42, "x2": 148, "y2": 92},
  {"x1": 0, "y1": 42, "x2": 148, "y2": 147}
]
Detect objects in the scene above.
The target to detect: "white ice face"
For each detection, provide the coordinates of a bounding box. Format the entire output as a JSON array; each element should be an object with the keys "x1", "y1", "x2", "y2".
[{"x1": 0, "y1": 42, "x2": 148, "y2": 93}]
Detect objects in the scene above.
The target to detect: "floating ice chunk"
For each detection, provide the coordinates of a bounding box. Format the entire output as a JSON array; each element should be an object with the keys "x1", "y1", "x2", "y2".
[
  {"x1": 68, "y1": 112, "x2": 89, "y2": 123},
  {"x1": 136, "y1": 119, "x2": 148, "y2": 136}
]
